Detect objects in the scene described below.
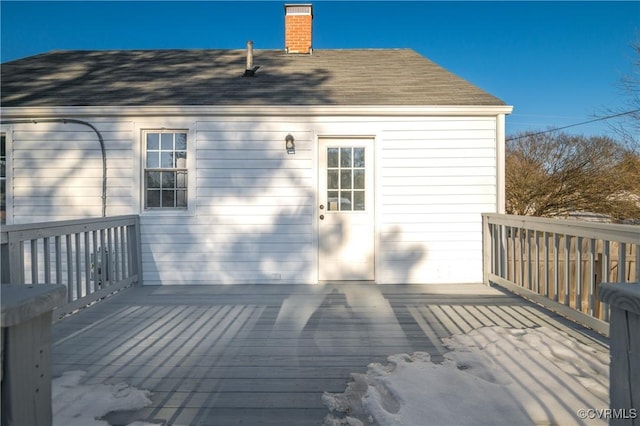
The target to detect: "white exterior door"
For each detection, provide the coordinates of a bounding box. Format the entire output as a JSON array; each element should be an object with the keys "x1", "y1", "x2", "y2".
[{"x1": 318, "y1": 138, "x2": 374, "y2": 281}]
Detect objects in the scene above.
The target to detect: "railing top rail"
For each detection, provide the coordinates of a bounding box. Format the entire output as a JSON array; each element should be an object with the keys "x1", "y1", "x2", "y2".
[
  {"x1": 483, "y1": 213, "x2": 640, "y2": 244},
  {"x1": 2, "y1": 215, "x2": 139, "y2": 241}
]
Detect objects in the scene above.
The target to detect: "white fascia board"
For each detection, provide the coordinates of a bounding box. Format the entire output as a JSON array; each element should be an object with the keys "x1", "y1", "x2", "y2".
[{"x1": 1, "y1": 105, "x2": 514, "y2": 119}]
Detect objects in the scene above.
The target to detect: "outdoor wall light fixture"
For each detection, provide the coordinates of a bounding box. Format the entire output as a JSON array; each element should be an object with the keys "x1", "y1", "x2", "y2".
[{"x1": 285, "y1": 134, "x2": 295, "y2": 154}]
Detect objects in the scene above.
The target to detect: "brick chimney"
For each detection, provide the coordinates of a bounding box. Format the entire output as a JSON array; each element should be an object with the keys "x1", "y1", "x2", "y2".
[{"x1": 284, "y1": 4, "x2": 313, "y2": 54}]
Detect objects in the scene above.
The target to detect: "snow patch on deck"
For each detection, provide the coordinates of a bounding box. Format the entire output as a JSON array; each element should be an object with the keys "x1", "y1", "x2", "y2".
[
  {"x1": 53, "y1": 370, "x2": 155, "y2": 426},
  {"x1": 323, "y1": 326, "x2": 609, "y2": 425}
]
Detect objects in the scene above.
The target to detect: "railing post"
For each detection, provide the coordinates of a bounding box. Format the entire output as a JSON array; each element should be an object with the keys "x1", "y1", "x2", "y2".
[
  {"x1": 599, "y1": 283, "x2": 640, "y2": 425},
  {"x1": 482, "y1": 214, "x2": 491, "y2": 286},
  {"x1": 7, "y1": 231, "x2": 24, "y2": 285},
  {"x1": 127, "y1": 216, "x2": 143, "y2": 286},
  {"x1": 1, "y1": 284, "x2": 66, "y2": 426}
]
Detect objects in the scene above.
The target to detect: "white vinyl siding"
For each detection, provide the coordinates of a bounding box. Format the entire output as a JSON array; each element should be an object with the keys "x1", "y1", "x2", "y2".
[
  {"x1": 9, "y1": 121, "x2": 134, "y2": 223},
  {"x1": 140, "y1": 122, "x2": 314, "y2": 284},
  {"x1": 378, "y1": 119, "x2": 497, "y2": 283},
  {"x1": 4, "y1": 113, "x2": 501, "y2": 285}
]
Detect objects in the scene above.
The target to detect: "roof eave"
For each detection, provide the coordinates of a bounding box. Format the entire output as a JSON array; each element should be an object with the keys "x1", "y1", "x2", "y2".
[{"x1": 0, "y1": 105, "x2": 513, "y2": 119}]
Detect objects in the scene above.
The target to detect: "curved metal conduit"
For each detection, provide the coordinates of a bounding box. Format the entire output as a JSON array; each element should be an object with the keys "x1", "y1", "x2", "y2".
[{"x1": 0, "y1": 118, "x2": 107, "y2": 217}]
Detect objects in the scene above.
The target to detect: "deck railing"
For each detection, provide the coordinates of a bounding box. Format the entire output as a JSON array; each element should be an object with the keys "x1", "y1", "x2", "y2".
[
  {"x1": 1, "y1": 215, "x2": 142, "y2": 319},
  {"x1": 482, "y1": 213, "x2": 640, "y2": 335}
]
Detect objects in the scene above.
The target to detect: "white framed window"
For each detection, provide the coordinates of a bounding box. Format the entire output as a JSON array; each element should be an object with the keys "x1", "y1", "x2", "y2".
[{"x1": 143, "y1": 130, "x2": 188, "y2": 210}]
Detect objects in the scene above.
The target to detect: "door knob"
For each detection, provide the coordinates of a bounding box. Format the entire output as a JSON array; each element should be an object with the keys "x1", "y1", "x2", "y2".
[
  {"x1": 319, "y1": 204, "x2": 324, "y2": 210},
  {"x1": 319, "y1": 214, "x2": 325, "y2": 220}
]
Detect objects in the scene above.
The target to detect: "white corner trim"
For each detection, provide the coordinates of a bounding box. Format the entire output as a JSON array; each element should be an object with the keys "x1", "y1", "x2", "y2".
[{"x1": 496, "y1": 113, "x2": 506, "y2": 214}]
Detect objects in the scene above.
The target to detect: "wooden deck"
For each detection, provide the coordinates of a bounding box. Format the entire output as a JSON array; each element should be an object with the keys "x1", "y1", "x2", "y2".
[{"x1": 51, "y1": 283, "x2": 608, "y2": 426}]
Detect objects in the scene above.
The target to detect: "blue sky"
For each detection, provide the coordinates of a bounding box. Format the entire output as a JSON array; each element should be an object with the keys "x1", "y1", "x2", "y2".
[{"x1": 1, "y1": 1, "x2": 638, "y2": 138}]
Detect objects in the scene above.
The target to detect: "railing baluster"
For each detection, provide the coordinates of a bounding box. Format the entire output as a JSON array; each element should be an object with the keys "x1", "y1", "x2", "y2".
[
  {"x1": 575, "y1": 236, "x2": 583, "y2": 312},
  {"x1": 65, "y1": 234, "x2": 73, "y2": 302},
  {"x1": 542, "y1": 231, "x2": 549, "y2": 296},
  {"x1": 533, "y1": 230, "x2": 540, "y2": 294},
  {"x1": 518, "y1": 228, "x2": 524, "y2": 287},
  {"x1": 588, "y1": 238, "x2": 596, "y2": 317},
  {"x1": 553, "y1": 233, "x2": 559, "y2": 302},
  {"x1": 619, "y1": 243, "x2": 627, "y2": 283},
  {"x1": 55, "y1": 236, "x2": 62, "y2": 285},
  {"x1": 632, "y1": 244, "x2": 640, "y2": 283},
  {"x1": 84, "y1": 232, "x2": 91, "y2": 295},
  {"x1": 120, "y1": 226, "x2": 127, "y2": 280},
  {"x1": 107, "y1": 227, "x2": 114, "y2": 287},
  {"x1": 30, "y1": 239, "x2": 39, "y2": 284},
  {"x1": 563, "y1": 235, "x2": 570, "y2": 306},
  {"x1": 114, "y1": 226, "x2": 121, "y2": 282},
  {"x1": 99, "y1": 228, "x2": 106, "y2": 289},
  {"x1": 75, "y1": 233, "x2": 82, "y2": 299},
  {"x1": 92, "y1": 230, "x2": 99, "y2": 292},
  {"x1": 44, "y1": 237, "x2": 51, "y2": 283}
]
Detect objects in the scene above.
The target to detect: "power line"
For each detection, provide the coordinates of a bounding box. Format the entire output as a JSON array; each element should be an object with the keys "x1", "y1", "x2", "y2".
[{"x1": 506, "y1": 109, "x2": 640, "y2": 142}]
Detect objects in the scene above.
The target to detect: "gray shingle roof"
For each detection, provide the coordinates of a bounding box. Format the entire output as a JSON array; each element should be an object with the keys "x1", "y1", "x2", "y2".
[{"x1": 1, "y1": 49, "x2": 505, "y2": 107}]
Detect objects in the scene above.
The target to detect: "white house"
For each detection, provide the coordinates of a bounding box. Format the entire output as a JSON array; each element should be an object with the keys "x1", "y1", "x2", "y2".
[{"x1": 0, "y1": 4, "x2": 512, "y2": 285}]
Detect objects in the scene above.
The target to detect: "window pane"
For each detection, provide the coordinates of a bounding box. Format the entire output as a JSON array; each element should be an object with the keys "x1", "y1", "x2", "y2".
[
  {"x1": 177, "y1": 171, "x2": 187, "y2": 188},
  {"x1": 340, "y1": 191, "x2": 352, "y2": 210},
  {"x1": 146, "y1": 133, "x2": 159, "y2": 150},
  {"x1": 327, "y1": 170, "x2": 339, "y2": 190},
  {"x1": 161, "y1": 133, "x2": 174, "y2": 150},
  {"x1": 161, "y1": 152, "x2": 173, "y2": 168},
  {"x1": 175, "y1": 133, "x2": 187, "y2": 150},
  {"x1": 176, "y1": 190, "x2": 187, "y2": 208},
  {"x1": 340, "y1": 148, "x2": 352, "y2": 167},
  {"x1": 162, "y1": 172, "x2": 175, "y2": 188},
  {"x1": 327, "y1": 191, "x2": 339, "y2": 211},
  {"x1": 147, "y1": 152, "x2": 159, "y2": 168},
  {"x1": 176, "y1": 151, "x2": 187, "y2": 168},
  {"x1": 353, "y1": 169, "x2": 365, "y2": 189},
  {"x1": 162, "y1": 190, "x2": 175, "y2": 207},
  {"x1": 354, "y1": 148, "x2": 365, "y2": 167},
  {"x1": 341, "y1": 170, "x2": 352, "y2": 189},
  {"x1": 146, "y1": 171, "x2": 161, "y2": 188},
  {"x1": 327, "y1": 148, "x2": 339, "y2": 168},
  {"x1": 353, "y1": 191, "x2": 365, "y2": 211},
  {"x1": 146, "y1": 190, "x2": 160, "y2": 207}
]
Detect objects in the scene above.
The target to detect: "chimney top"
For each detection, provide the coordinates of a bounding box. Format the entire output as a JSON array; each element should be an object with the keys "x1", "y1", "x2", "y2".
[{"x1": 284, "y1": 4, "x2": 313, "y2": 54}]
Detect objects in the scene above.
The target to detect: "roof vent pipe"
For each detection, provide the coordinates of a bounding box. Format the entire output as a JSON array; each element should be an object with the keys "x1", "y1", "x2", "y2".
[{"x1": 243, "y1": 40, "x2": 259, "y2": 77}]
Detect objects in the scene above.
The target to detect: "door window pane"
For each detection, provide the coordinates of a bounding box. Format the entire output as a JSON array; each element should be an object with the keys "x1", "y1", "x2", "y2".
[
  {"x1": 340, "y1": 170, "x2": 352, "y2": 189},
  {"x1": 353, "y1": 192, "x2": 365, "y2": 211},
  {"x1": 328, "y1": 148, "x2": 339, "y2": 168},
  {"x1": 340, "y1": 148, "x2": 352, "y2": 167},
  {"x1": 354, "y1": 148, "x2": 365, "y2": 167},
  {"x1": 353, "y1": 170, "x2": 365, "y2": 189},
  {"x1": 340, "y1": 191, "x2": 352, "y2": 210},
  {"x1": 328, "y1": 191, "x2": 339, "y2": 211},
  {"x1": 327, "y1": 170, "x2": 339, "y2": 189}
]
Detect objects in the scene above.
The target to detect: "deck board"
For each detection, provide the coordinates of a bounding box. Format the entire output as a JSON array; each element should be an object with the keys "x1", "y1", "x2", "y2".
[{"x1": 52, "y1": 283, "x2": 609, "y2": 426}]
